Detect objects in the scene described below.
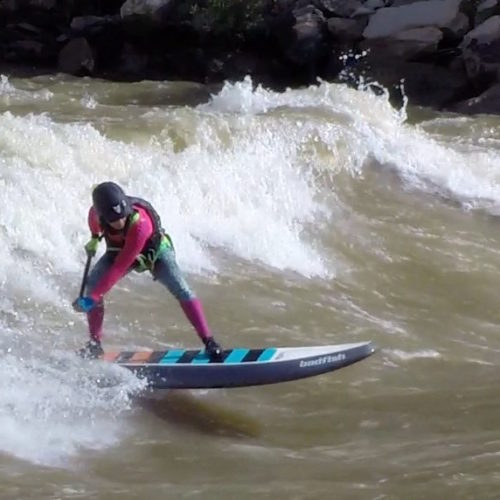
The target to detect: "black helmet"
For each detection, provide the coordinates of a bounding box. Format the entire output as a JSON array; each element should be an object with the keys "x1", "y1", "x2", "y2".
[{"x1": 92, "y1": 182, "x2": 132, "y2": 222}]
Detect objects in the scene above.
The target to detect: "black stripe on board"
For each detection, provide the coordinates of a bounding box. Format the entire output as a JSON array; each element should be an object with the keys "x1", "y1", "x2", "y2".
[
  {"x1": 177, "y1": 350, "x2": 201, "y2": 364},
  {"x1": 147, "y1": 351, "x2": 168, "y2": 364},
  {"x1": 242, "y1": 349, "x2": 265, "y2": 362},
  {"x1": 115, "y1": 351, "x2": 135, "y2": 363},
  {"x1": 218, "y1": 350, "x2": 232, "y2": 363}
]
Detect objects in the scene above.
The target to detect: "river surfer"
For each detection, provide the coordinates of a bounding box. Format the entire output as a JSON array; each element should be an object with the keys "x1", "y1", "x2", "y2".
[{"x1": 72, "y1": 181, "x2": 223, "y2": 361}]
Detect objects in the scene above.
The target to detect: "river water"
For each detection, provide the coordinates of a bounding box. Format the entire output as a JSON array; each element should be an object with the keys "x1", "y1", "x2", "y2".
[{"x1": 0, "y1": 73, "x2": 499, "y2": 499}]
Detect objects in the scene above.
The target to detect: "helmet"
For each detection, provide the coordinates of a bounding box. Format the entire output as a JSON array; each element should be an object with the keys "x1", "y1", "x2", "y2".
[{"x1": 92, "y1": 182, "x2": 132, "y2": 223}]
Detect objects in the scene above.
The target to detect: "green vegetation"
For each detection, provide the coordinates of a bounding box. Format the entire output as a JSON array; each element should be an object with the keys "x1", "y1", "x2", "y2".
[{"x1": 189, "y1": 0, "x2": 269, "y2": 37}]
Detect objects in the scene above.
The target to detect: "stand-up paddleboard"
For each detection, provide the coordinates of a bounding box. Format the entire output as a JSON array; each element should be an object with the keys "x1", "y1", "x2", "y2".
[{"x1": 100, "y1": 341, "x2": 375, "y2": 389}]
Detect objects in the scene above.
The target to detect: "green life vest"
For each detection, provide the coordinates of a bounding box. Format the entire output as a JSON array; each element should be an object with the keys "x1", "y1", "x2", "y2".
[{"x1": 99, "y1": 197, "x2": 173, "y2": 272}]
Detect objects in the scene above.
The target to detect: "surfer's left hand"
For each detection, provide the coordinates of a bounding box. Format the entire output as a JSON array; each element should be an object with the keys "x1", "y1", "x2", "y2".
[{"x1": 72, "y1": 296, "x2": 96, "y2": 313}]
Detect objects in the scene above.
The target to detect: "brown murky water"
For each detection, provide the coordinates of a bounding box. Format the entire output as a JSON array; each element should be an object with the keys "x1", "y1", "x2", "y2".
[{"x1": 0, "y1": 74, "x2": 499, "y2": 499}]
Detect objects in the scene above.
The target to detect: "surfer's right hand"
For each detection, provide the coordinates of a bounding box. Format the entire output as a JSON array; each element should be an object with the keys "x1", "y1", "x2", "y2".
[{"x1": 72, "y1": 296, "x2": 96, "y2": 313}]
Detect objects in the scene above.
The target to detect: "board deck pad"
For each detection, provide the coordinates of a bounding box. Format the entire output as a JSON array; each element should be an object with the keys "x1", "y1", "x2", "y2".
[
  {"x1": 99, "y1": 341, "x2": 375, "y2": 389},
  {"x1": 101, "y1": 347, "x2": 278, "y2": 365}
]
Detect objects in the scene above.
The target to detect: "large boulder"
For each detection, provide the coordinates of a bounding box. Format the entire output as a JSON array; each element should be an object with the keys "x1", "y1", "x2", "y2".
[
  {"x1": 474, "y1": 0, "x2": 500, "y2": 26},
  {"x1": 57, "y1": 37, "x2": 94, "y2": 75},
  {"x1": 461, "y1": 14, "x2": 500, "y2": 47},
  {"x1": 30, "y1": 0, "x2": 55, "y2": 8},
  {"x1": 2, "y1": 21, "x2": 60, "y2": 64},
  {"x1": 0, "y1": 0, "x2": 56, "y2": 10},
  {"x1": 363, "y1": 0, "x2": 468, "y2": 39},
  {"x1": 327, "y1": 17, "x2": 367, "y2": 41},
  {"x1": 117, "y1": 42, "x2": 149, "y2": 76},
  {"x1": 70, "y1": 15, "x2": 112, "y2": 32},
  {"x1": 120, "y1": 0, "x2": 172, "y2": 17},
  {"x1": 397, "y1": 63, "x2": 469, "y2": 108},
  {"x1": 449, "y1": 82, "x2": 500, "y2": 114},
  {"x1": 5, "y1": 39, "x2": 45, "y2": 62},
  {"x1": 68, "y1": 0, "x2": 124, "y2": 16},
  {"x1": 351, "y1": 55, "x2": 470, "y2": 108},
  {"x1": 313, "y1": 0, "x2": 364, "y2": 17},
  {"x1": 70, "y1": 15, "x2": 124, "y2": 67},
  {"x1": 271, "y1": 4, "x2": 327, "y2": 81},
  {"x1": 460, "y1": 16, "x2": 500, "y2": 83},
  {"x1": 391, "y1": 0, "x2": 424, "y2": 5},
  {"x1": 360, "y1": 26, "x2": 443, "y2": 60}
]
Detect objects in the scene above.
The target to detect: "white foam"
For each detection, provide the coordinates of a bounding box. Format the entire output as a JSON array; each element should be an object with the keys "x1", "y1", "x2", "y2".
[
  {"x1": 0, "y1": 343, "x2": 144, "y2": 467},
  {"x1": 80, "y1": 93, "x2": 98, "y2": 109},
  {"x1": 0, "y1": 74, "x2": 53, "y2": 105},
  {"x1": 0, "y1": 100, "x2": 329, "y2": 288},
  {"x1": 389, "y1": 349, "x2": 442, "y2": 360},
  {"x1": 1, "y1": 73, "x2": 500, "y2": 467},
  {"x1": 1, "y1": 76, "x2": 499, "y2": 298},
  {"x1": 203, "y1": 77, "x2": 500, "y2": 212},
  {"x1": 2, "y1": 76, "x2": 499, "y2": 304}
]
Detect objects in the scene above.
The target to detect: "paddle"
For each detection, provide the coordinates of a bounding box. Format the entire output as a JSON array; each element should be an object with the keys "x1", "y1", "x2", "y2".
[{"x1": 78, "y1": 253, "x2": 92, "y2": 298}]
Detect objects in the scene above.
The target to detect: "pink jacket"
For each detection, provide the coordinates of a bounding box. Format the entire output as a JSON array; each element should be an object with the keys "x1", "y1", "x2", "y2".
[{"x1": 88, "y1": 205, "x2": 154, "y2": 301}]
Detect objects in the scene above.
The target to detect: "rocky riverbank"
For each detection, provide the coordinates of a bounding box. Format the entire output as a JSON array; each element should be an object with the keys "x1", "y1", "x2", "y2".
[{"x1": 1, "y1": 0, "x2": 500, "y2": 114}]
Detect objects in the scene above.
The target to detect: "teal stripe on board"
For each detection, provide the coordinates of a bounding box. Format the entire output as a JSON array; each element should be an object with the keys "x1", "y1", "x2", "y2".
[
  {"x1": 258, "y1": 348, "x2": 277, "y2": 362},
  {"x1": 191, "y1": 351, "x2": 211, "y2": 364},
  {"x1": 224, "y1": 348, "x2": 249, "y2": 363},
  {"x1": 160, "y1": 349, "x2": 185, "y2": 364}
]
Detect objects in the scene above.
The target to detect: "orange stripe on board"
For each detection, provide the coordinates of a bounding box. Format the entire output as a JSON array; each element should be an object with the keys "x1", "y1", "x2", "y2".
[
  {"x1": 101, "y1": 352, "x2": 120, "y2": 362},
  {"x1": 128, "y1": 351, "x2": 153, "y2": 363}
]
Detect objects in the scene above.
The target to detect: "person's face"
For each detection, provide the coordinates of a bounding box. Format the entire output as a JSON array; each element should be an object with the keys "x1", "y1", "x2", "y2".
[{"x1": 108, "y1": 217, "x2": 126, "y2": 230}]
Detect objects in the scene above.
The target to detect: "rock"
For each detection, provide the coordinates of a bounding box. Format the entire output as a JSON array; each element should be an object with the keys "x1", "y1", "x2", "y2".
[
  {"x1": 474, "y1": 0, "x2": 500, "y2": 27},
  {"x1": 352, "y1": 5, "x2": 378, "y2": 16},
  {"x1": 391, "y1": 0, "x2": 423, "y2": 5},
  {"x1": 449, "y1": 82, "x2": 500, "y2": 114},
  {"x1": 287, "y1": 5, "x2": 326, "y2": 66},
  {"x1": 461, "y1": 37, "x2": 500, "y2": 81},
  {"x1": 272, "y1": 4, "x2": 327, "y2": 72},
  {"x1": 461, "y1": 14, "x2": 500, "y2": 47},
  {"x1": 365, "y1": 0, "x2": 386, "y2": 9},
  {"x1": 327, "y1": 17, "x2": 367, "y2": 40},
  {"x1": 119, "y1": 42, "x2": 148, "y2": 75},
  {"x1": 355, "y1": 0, "x2": 386, "y2": 15},
  {"x1": 3, "y1": 21, "x2": 60, "y2": 60},
  {"x1": 120, "y1": 0, "x2": 173, "y2": 17},
  {"x1": 15, "y1": 22, "x2": 43, "y2": 34},
  {"x1": 353, "y1": 55, "x2": 470, "y2": 107},
  {"x1": 8, "y1": 39, "x2": 45, "y2": 60},
  {"x1": 70, "y1": 16, "x2": 108, "y2": 32},
  {"x1": 5, "y1": 0, "x2": 500, "y2": 115},
  {"x1": 399, "y1": 63, "x2": 470, "y2": 108},
  {"x1": 363, "y1": 0, "x2": 466, "y2": 39},
  {"x1": 29, "y1": 0, "x2": 56, "y2": 9},
  {"x1": 0, "y1": 0, "x2": 19, "y2": 11},
  {"x1": 57, "y1": 37, "x2": 95, "y2": 75},
  {"x1": 1, "y1": 0, "x2": 56, "y2": 10},
  {"x1": 460, "y1": 16, "x2": 500, "y2": 82},
  {"x1": 442, "y1": 11, "x2": 469, "y2": 40},
  {"x1": 361, "y1": 26, "x2": 443, "y2": 60},
  {"x1": 313, "y1": 0, "x2": 363, "y2": 17}
]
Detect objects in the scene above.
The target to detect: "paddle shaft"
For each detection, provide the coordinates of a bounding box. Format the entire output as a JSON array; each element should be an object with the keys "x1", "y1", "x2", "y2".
[{"x1": 79, "y1": 254, "x2": 92, "y2": 298}]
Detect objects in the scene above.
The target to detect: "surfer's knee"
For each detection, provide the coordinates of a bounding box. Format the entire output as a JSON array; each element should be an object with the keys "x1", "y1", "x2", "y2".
[
  {"x1": 153, "y1": 249, "x2": 195, "y2": 300},
  {"x1": 163, "y1": 274, "x2": 195, "y2": 301},
  {"x1": 85, "y1": 271, "x2": 100, "y2": 295},
  {"x1": 85, "y1": 253, "x2": 114, "y2": 295}
]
